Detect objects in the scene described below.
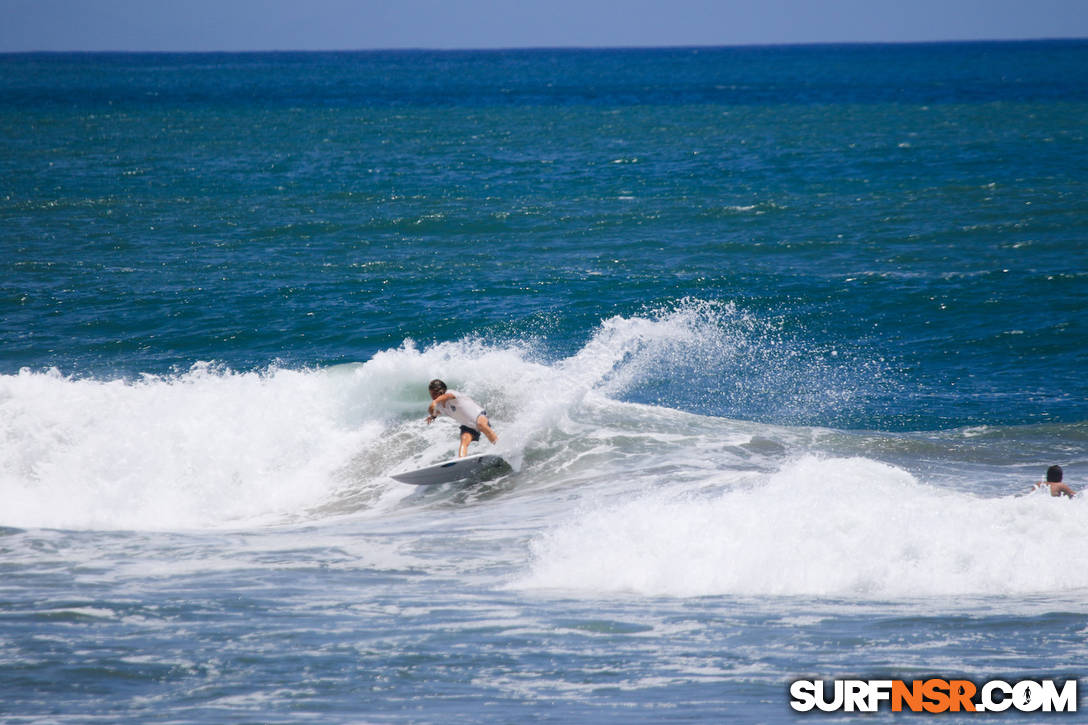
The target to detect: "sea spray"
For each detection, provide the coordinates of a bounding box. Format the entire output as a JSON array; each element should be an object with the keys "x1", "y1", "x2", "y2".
[{"x1": 585, "y1": 299, "x2": 895, "y2": 426}]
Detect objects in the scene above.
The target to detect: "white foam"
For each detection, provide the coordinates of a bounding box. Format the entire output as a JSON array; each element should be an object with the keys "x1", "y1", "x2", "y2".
[
  {"x1": 516, "y1": 456, "x2": 1088, "y2": 598},
  {"x1": 0, "y1": 364, "x2": 380, "y2": 530}
]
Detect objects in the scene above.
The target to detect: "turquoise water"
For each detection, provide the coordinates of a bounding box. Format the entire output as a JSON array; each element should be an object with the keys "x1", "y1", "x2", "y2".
[{"x1": 2, "y1": 42, "x2": 1087, "y2": 722}]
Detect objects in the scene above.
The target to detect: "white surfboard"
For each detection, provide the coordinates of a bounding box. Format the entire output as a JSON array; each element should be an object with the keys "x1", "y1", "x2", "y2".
[{"x1": 390, "y1": 453, "x2": 508, "y2": 485}]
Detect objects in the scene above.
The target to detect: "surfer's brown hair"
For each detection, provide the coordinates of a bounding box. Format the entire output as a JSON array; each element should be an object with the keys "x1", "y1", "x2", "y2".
[{"x1": 428, "y1": 379, "x2": 447, "y2": 396}]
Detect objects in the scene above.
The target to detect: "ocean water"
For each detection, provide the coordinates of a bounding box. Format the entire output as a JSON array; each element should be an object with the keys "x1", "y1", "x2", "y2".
[{"x1": 2, "y1": 42, "x2": 1087, "y2": 722}]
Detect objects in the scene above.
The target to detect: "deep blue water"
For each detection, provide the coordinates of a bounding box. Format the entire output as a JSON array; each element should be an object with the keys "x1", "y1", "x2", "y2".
[{"x1": 1, "y1": 42, "x2": 1087, "y2": 723}]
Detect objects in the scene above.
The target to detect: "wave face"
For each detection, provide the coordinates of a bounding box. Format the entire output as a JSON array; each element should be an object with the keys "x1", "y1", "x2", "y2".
[{"x1": 0, "y1": 303, "x2": 748, "y2": 530}]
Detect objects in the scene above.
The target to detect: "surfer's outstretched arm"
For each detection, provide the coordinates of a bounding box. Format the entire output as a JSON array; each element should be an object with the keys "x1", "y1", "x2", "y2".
[{"x1": 428, "y1": 392, "x2": 455, "y2": 418}]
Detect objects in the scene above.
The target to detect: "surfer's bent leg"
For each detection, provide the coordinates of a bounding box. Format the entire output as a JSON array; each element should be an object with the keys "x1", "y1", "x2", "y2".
[{"x1": 475, "y1": 414, "x2": 498, "y2": 445}]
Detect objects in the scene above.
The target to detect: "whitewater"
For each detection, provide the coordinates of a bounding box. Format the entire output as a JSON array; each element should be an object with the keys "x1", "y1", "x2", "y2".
[{"x1": 4, "y1": 307, "x2": 1085, "y2": 602}]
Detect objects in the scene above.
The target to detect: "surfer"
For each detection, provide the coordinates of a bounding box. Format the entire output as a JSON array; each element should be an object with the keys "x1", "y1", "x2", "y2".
[
  {"x1": 425, "y1": 379, "x2": 499, "y2": 457},
  {"x1": 1031, "y1": 465, "x2": 1075, "y2": 498}
]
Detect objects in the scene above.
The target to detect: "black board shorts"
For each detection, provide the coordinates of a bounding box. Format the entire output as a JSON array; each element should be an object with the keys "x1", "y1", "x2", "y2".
[{"x1": 459, "y1": 410, "x2": 486, "y2": 441}]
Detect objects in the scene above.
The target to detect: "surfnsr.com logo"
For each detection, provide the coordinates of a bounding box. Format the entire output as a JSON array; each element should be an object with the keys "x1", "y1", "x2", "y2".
[{"x1": 789, "y1": 678, "x2": 1078, "y2": 713}]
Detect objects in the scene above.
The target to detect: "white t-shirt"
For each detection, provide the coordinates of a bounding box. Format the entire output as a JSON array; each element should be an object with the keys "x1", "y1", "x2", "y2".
[{"x1": 435, "y1": 390, "x2": 485, "y2": 429}]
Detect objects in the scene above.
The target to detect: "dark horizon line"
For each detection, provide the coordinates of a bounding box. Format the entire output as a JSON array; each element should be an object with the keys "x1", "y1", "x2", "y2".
[{"x1": 2, "y1": 36, "x2": 1086, "y2": 56}]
